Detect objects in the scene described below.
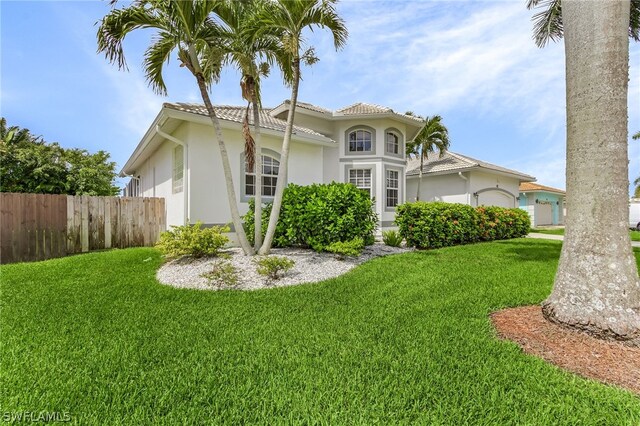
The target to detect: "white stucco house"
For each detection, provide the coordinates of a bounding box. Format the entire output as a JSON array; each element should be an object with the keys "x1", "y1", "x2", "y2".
[
  {"x1": 405, "y1": 151, "x2": 536, "y2": 208},
  {"x1": 121, "y1": 101, "x2": 536, "y2": 232}
]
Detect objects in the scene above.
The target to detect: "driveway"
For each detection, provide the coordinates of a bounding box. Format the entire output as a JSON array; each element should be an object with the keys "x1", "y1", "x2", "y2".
[{"x1": 527, "y1": 232, "x2": 640, "y2": 248}]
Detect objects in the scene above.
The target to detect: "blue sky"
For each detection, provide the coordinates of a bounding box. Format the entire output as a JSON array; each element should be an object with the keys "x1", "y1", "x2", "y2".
[{"x1": 2, "y1": 0, "x2": 639, "y2": 193}]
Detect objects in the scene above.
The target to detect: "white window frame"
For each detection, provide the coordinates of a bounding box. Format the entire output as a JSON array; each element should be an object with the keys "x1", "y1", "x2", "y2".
[
  {"x1": 386, "y1": 169, "x2": 399, "y2": 208},
  {"x1": 245, "y1": 154, "x2": 280, "y2": 198},
  {"x1": 349, "y1": 168, "x2": 372, "y2": 197},
  {"x1": 348, "y1": 130, "x2": 373, "y2": 153},
  {"x1": 386, "y1": 132, "x2": 399, "y2": 155}
]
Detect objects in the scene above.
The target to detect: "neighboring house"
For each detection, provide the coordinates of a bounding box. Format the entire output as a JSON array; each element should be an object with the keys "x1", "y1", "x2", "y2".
[
  {"x1": 120, "y1": 101, "x2": 424, "y2": 230},
  {"x1": 405, "y1": 151, "x2": 536, "y2": 208},
  {"x1": 519, "y1": 182, "x2": 566, "y2": 227}
]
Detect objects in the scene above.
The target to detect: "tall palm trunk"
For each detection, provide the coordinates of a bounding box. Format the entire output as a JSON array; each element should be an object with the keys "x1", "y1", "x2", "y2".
[
  {"x1": 259, "y1": 58, "x2": 300, "y2": 255},
  {"x1": 416, "y1": 153, "x2": 424, "y2": 201},
  {"x1": 193, "y1": 72, "x2": 254, "y2": 255},
  {"x1": 542, "y1": 0, "x2": 639, "y2": 344},
  {"x1": 251, "y1": 94, "x2": 263, "y2": 251}
]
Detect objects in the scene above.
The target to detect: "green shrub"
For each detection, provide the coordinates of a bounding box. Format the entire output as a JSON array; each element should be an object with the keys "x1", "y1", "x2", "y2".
[
  {"x1": 382, "y1": 230, "x2": 403, "y2": 247},
  {"x1": 395, "y1": 202, "x2": 529, "y2": 249},
  {"x1": 325, "y1": 237, "x2": 365, "y2": 258},
  {"x1": 156, "y1": 222, "x2": 229, "y2": 258},
  {"x1": 255, "y1": 256, "x2": 295, "y2": 281},
  {"x1": 201, "y1": 260, "x2": 239, "y2": 288},
  {"x1": 477, "y1": 206, "x2": 530, "y2": 241},
  {"x1": 244, "y1": 182, "x2": 378, "y2": 252},
  {"x1": 395, "y1": 202, "x2": 480, "y2": 249}
]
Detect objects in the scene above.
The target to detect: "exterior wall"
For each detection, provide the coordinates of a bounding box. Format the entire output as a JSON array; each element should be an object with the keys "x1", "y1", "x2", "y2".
[
  {"x1": 336, "y1": 118, "x2": 408, "y2": 229},
  {"x1": 185, "y1": 122, "x2": 324, "y2": 227},
  {"x1": 136, "y1": 124, "x2": 188, "y2": 227},
  {"x1": 519, "y1": 191, "x2": 565, "y2": 226},
  {"x1": 406, "y1": 173, "x2": 470, "y2": 204},
  {"x1": 469, "y1": 171, "x2": 520, "y2": 208}
]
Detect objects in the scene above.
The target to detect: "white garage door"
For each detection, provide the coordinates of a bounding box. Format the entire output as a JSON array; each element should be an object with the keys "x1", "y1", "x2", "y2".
[
  {"x1": 536, "y1": 203, "x2": 553, "y2": 226},
  {"x1": 478, "y1": 190, "x2": 514, "y2": 208}
]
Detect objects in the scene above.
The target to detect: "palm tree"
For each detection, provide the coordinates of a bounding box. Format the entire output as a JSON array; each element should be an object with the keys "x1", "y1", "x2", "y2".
[
  {"x1": 405, "y1": 115, "x2": 450, "y2": 202},
  {"x1": 527, "y1": 0, "x2": 640, "y2": 47},
  {"x1": 633, "y1": 131, "x2": 640, "y2": 197},
  {"x1": 256, "y1": 0, "x2": 348, "y2": 255},
  {"x1": 530, "y1": 0, "x2": 640, "y2": 343},
  {"x1": 97, "y1": 0, "x2": 255, "y2": 255},
  {"x1": 211, "y1": 0, "x2": 289, "y2": 251}
]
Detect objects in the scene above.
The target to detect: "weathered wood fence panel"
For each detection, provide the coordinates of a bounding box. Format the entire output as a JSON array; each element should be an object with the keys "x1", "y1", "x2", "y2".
[{"x1": 0, "y1": 193, "x2": 166, "y2": 264}]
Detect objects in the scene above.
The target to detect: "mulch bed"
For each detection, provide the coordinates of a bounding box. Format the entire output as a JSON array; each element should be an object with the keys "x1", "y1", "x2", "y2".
[{"x1": 491, "y1": 305, "x2": 640, "y2": 395}]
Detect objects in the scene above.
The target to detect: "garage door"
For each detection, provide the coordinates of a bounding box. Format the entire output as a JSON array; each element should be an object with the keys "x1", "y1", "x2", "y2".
[
  {"x1": 536, "y1": 203, "x2": 553, "y2": 226},
  {"x1": 478, "y1": 190, "x2": 514, "y2": 208}
]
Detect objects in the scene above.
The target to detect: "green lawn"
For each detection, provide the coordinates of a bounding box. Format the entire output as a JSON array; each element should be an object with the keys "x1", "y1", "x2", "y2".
[
  {"x1": 2, "y1": 241, "x2": 640, "y2": 424},
  {"x1": 532, "y1": 227, "x2": 640, "y2": 241}
]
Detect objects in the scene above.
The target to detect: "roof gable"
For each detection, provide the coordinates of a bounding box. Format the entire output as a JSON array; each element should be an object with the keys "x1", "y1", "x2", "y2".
[
  {"x1": 406, "y1": 150, "x2": 535, "y2": 181},
  {"x1": 519, "y1": 182, "x2": 565, "y2": 194}
]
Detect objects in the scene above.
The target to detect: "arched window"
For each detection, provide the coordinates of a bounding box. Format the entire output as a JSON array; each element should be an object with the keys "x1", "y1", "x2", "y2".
[
  {"x1": 348, "y1": 130, "x2": 372, "y2": 152},
  {"x1": 386, "y1": 132, "x2": 399, "y2": 155},
  {"x1": 245, "y1": 154, "x2": 279, "y2": 197}
]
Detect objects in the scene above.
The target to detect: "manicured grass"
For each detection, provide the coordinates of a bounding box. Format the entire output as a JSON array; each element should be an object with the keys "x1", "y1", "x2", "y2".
[
  {"x1": 2, "y1": 242, "x2": 640, "y2": 424},
  {"x1": 532, "y1": 227, "x2": 640, "y2": 241}
]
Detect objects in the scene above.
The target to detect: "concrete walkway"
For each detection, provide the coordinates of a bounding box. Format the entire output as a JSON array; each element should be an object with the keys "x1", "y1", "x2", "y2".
[{"x1": 527, "y1": 232, "x2": 640, "y2": 248}]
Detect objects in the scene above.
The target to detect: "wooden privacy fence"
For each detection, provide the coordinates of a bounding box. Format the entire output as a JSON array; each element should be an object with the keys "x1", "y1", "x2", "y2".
[{"x1": 0, "y1": 193, "x2": 166, "y2": 264}]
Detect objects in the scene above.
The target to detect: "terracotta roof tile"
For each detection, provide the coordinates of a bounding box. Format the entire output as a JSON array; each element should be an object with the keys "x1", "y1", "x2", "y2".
[
  {"x1": 406, "y1": 151, "x2": 535, "y2": 181},
  {"x1": 164, "y1": 102, "x2": 333, "y2": 141},
  {"x1": 519, "y1": 182, "x2": 565, "y2": 194}
]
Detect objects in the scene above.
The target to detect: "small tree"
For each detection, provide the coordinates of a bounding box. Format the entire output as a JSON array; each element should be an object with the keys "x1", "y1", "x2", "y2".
[{"x1": 405, "y1": 114, "x2": 450, "y2": 201}]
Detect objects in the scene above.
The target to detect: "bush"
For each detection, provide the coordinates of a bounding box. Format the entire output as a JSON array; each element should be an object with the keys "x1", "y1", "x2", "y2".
[
  {"x1": 325, "y1": 237, "x2": 364, "y2": 258},
  {"x1": 382, "y1": 230, "x2": 403, "y2": 247},
  {"x1": 255, "y1": 256, "x2": 295, "y2": 281},
  {"x1": 201, "y1": 260, "x2": 239, "y2": 288},
  {"x1": 395, "y1": 202, "x2": 529, "y2": 249},
  {"x1": 156, "y1": 222, "x2": 229, "y2": 258},
  {"x1": 395, "y1": 202, "x2": 480, "y2": 249},
  {"x1": 477, "y1": 206, "x2": 530, "y2": 241},
  {"x1": 244, "y1": 182, "x2": 378, "y2": 252}
]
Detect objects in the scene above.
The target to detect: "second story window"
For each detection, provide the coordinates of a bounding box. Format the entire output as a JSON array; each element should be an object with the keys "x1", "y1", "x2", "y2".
[
  {"x1": 386, "y1": 132, "x2": 399, "y2": 155},
  {"x1": 348, "y1": 130, "x2": 372, "y2": 152}
]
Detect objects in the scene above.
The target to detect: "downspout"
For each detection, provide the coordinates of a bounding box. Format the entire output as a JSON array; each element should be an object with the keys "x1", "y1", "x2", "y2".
[
  {"x1": 458, "y1": 172, "x2": 470, "y2": 205},
  {"x1": 156, "y1": 125, "x2": 190, "y2": 224}
]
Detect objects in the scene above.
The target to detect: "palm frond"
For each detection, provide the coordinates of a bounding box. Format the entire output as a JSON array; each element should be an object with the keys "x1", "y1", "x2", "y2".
[
  {"x1": 143, "y1": 32, "x2": 178, "y2": 96},
  {"x1": 97, "y1": 5, "x2": 163, "y2": 70}
]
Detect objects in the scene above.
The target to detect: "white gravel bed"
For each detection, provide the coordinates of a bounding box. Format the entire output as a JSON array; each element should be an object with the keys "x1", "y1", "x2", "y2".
[{"x1": 156, "y1": 243, "x2": 412, "y2": 291}]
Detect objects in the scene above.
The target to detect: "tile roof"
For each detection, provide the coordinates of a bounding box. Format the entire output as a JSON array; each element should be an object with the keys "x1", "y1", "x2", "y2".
[
  {"x1": 406, "y1": 150, "x2": 535, "y2": 180},
  {"x1": 163, "y1": 102, "x2": 333, "y2": 141},
  {"x1": 519, "y1": 182, "x2": 565, "y2": 194},
  {"x1": 272, "y1": 100, "x2": 333, "y2": 114},
  {"x1": 335, "y1": 102, "x2": 424, "y2": 122}
]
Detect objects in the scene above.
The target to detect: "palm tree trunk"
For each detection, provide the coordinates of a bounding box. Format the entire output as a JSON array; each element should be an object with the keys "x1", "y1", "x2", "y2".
[
  {"x1": 251, "y1": 95, "x2": 263, "y2": 251},
  {"x1": 542, "y1": 0, "x2": 639, "y2": 344},
  {"x1": 194, "y1": 73, "x2": 254, "y2": 256},
  {"x1": 416, "y1": 154, "x2": 423, "y2": 201},
  {"x1": 259, "y1": 58, "x2": 300, "y2": 255}
]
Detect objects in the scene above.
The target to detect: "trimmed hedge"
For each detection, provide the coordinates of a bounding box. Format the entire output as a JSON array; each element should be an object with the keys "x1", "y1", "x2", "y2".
[
  {"x1": 395, "y1": 202, "x2": 530, "y2": 249},
  {"x1": 244, "y1": 182, "x2": 378, "y2": 252}
]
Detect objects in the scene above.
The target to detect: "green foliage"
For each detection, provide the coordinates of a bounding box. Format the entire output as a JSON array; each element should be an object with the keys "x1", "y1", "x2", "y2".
[
  {"x1": 254, "y1": 256, "x2": 294, "y2": 281},
  {"x1": 325, "y1": 237, "x2": 364, "y2": 258},
  {"x1": 395, "y1": 202, "x2": 530, "y2": 249},
  {"x1": 382, "y1": 230, "x2": 403, "y2": 247},
  {"x1": 202, "y1": 260, "x2": 239, "y2": 288},
  {"x1": 244, "y1": 182, "x2": 378, "y2": 252},
  {"x1": 156, "y1": 222, "x2": 229, "y2": 258},
  {"x1": 395, "y1": 202, "x2": 480, "y2": 249},
  {"x1": 0, "y1": 118, "x2": 120, "y2": 195},
  {"x1": 476, "y1": 206, "x2": 530, "y2": 241}
]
